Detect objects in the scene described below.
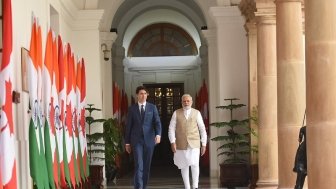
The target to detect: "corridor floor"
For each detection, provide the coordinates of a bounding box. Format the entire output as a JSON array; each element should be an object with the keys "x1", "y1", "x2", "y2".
[{"x1": 106, "y1": 166, "x2": 249, "y2": 189}]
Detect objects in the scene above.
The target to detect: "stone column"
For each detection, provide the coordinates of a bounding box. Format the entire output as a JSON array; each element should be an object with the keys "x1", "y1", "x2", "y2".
[
  {"x1": 201, "y1": 29, "x2": 219, "y2": 180},
  {"x1": 199, "y1": 44, "x2": 209, "y2": 84},
  {"x1": 239, "y1": 0, "x2": 259, "y2": 165},
  {"x1": 245, "y1": 21, "x2": 258, "y2": 164},
  {"x1": 275, "y1": 0, "x2": 306, "y2": 188},
  {"x1": 306, "y1": 0, "x2": 336, "y2": 188},
  {"x1": 255, "y1": 1, "x2": 279, "y2": 188},
  {"x1": 100, "y1": 31, "x2": 117, "y2": 118},
  {"x1": 112, "y1": 44, "x2": 125, "y2": 88}
]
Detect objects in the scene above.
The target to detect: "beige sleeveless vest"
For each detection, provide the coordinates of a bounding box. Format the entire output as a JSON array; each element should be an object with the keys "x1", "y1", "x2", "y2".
[{"x1": 175, "y1": 108, "x2": 201, "y2": 150}]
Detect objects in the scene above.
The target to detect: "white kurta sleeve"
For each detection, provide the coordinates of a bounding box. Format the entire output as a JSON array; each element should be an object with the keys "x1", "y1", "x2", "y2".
[
  {"x1": 196, "y1": 110, "x2": 207, "y2": 146},
  {"x1": 168, "y1": 111, "x2": 177, "y2": 143}
]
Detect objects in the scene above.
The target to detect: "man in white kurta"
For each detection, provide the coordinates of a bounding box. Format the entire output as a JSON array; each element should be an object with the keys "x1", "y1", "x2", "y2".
[{"x1": 168, "y1": 94, "x2": 207, "y2": 189}]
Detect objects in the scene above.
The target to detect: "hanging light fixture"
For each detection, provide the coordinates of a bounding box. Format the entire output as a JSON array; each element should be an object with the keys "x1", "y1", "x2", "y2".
[{"x1": 101, "y1": 43, "x2": 110, "y2": 61}]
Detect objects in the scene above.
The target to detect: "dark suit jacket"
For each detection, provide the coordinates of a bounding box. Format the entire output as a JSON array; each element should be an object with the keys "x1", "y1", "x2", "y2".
[{"x1": 125, "y1": 102, "x2": 162, "y2": 147}]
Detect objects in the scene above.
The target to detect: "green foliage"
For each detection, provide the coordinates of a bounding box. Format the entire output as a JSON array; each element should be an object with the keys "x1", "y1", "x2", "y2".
[
  {"x1": 250, "y1": 106, "x2": 259, "y2": 157},
  {"x1": 210, "y1": 98, "x2": 251, "y2": 164},
  {"x1": 103, "y1": 118, "x2": 123, "y2": 168},
  {"x1": 86, "y1": 104, "x2": 106, "y2": 163}
]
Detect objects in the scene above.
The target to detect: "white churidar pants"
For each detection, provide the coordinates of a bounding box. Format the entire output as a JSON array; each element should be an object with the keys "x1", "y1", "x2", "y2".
[{"x1": 174, "y1": 147, "x2": 200, "y2": 189}]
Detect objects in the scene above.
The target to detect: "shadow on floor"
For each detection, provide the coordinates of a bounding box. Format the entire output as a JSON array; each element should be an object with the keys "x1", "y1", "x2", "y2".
[{"x1": 106, "y1": 165, "x2": 246, "y2": 189}]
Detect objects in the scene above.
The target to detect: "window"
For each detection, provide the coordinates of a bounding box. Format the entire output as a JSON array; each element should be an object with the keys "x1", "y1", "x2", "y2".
[{"x1": 128, "y1": 23, "x2": 197, "y2": 57}]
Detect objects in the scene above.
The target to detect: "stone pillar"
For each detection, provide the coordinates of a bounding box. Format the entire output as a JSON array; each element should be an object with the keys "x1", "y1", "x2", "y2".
[
  {"x1": 306, "y1": 0, "x2": 336, "y2": 188},
  {"x1": 100, "y1": 31, "x2": 117, "y2": 118},
  {"x1": 275, "y1": 0, "x2": 306, "y2": 188},
  {"x1": 239, "y1": 0, "x2": 259, "y2": 165},
  {"x1": 201, "y1": 29, "x2": 219, "y2": 180},
  {"x1": 199, "y1": 44, "x2": 209, "y2": 84},
  {"x1": 245, "y1": 21, "x2": 258, "y2": 164},
  {"x1": 112, "y1": 44, "x2": 125, "y2": 88},
  {"x1": 255, "y1": 1, "x2": 279, "y2": 188}
]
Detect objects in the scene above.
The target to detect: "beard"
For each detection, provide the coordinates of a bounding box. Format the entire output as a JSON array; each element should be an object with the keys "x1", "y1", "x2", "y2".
[{"x1": 183, "y1": 105, "x2": 191, "y2": 110}]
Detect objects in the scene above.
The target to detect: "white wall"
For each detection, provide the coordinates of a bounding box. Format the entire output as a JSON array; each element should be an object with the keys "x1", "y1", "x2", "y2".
[{"x1": 208, "y1": 6, "x2": 249, "y2": 177}]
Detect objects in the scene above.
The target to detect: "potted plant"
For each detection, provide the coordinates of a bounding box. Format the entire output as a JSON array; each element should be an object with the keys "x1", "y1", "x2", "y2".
[
  {"x1": 103, "y1": 118, "x2": 123, "y2": 183},
  {"x1": 210, "y1": 98, "x2": 251, "y2": 188},
  {"x1": 85, "y1": 104, "x2": 106, "y2": 188}
]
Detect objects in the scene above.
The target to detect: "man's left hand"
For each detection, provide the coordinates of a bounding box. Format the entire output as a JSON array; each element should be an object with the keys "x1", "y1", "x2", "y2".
[
  {"x1": 155, "y1": 135, "x2": 161, "y2": 144},
  {"x1": 201, "y1": 146, "x2": 206, "y2": 156}
]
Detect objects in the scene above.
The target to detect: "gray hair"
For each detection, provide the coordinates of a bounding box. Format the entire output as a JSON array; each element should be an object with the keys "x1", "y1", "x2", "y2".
[{"x1": 181, "y1": 94, "x2": 193, "y2": 101}]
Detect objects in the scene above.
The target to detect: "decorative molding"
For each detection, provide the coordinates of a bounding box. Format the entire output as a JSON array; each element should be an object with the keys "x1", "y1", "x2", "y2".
[
  {"x1": 72, "y1": 10, "x2": 104, "y2": 30},
  {"x1": 255, "y1": 0, "x2": 276, "y2": 17},
  {"x1": 58, "y1": 0, "x2": 104, "y2": 31},
  {"x1": 210, "y1": 6, "x2": 245, "y2": 25},
  {"x1": 128, "y1": 65, "x2": 198, "y2": 72}
]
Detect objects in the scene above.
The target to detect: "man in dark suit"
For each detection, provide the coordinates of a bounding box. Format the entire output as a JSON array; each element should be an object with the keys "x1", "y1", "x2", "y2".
[{"x1": 125, "y1": 86, "x2": 162, "y2": 189}]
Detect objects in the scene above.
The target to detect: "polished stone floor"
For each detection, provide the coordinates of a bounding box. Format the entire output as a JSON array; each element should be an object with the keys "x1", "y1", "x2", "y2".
[{"x1": 106, "y1": 166, "x2": 248, "y2": 189}]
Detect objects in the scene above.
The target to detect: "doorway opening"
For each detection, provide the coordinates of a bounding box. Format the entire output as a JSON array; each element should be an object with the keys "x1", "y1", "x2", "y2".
[{"x1": 144, "y1": 83, "x2": 184, "y2": 168}]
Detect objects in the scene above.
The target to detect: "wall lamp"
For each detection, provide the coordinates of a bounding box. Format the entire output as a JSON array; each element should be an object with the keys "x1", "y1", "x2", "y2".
[{"x1": 101, "y1": 43, "x2": 110, "y2": 61}]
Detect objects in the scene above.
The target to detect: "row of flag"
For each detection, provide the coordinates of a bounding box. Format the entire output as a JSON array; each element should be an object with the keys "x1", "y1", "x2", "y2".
[
  {"x1": 27, "y1": 14, "x2": 88, "y2": 189},
  {"x1": 112, "y1": 82, "x2": 129, "y2": 126},
  {"x1": 0, "y1": 0, "x2": 17, "y2": 188},
  {"x1": 195, "y1": 80, "x2": 210, "y2": 173}
]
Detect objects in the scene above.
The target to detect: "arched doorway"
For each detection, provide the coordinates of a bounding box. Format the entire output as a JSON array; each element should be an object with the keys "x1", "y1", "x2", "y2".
[{"x1": 110, "y1": 1, "x2": 209, "y2": 177}]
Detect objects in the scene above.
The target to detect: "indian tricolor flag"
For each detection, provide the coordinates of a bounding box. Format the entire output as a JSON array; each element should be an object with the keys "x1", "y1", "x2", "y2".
[
  {"x1": 37, "y1": 21, "x2": 50, "y2": 188},
  {"x1": 42, "y1": 29, "x2": 58, "y2": 189},
  {"x1": 57, "y1": 35, "x2": 67, "y2": 187},
  {"x1": 70, "y1": 54, "x2": 80, "y2": 186},
  {"x1": 0, "y1": 0, "x2": 17, "y2": 188},
  {"x1": 27, "y1": 18, "x2": 46, "y2": 189},
  {"x1": 59, "y1": 42, "x2": 71, "y2": 188},
  {"x1": 51, "y1": 32, "x2": 60, "y2": 187},
  {"x1": 65, "y1": 44, "x2": 76, "y2": 188}
]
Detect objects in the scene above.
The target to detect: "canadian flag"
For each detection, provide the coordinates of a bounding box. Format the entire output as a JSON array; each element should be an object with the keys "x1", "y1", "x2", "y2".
[
  {"x1": 80, "y1": 60, "x2": 88, "y2": 179},
  {"x1": 76, "y1": 58, "x2": 86, "y2": 182},
  {"x1": 0, "y1": 0, "x2": 17, "y2": 188}
]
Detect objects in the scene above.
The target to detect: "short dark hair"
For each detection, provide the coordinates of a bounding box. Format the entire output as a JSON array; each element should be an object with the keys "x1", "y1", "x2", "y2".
[{"x1": 136, "y1": 86, "x2": 147, "y2": 94}]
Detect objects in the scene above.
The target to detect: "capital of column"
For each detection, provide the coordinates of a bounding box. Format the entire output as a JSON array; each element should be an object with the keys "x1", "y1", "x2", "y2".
[
  {"x1": 100, "y1": 32, "x2": 117, "y2": 49},
  {"x1": 256, "y1": 15, "x2": 276, "y2": 25},
  {"x1": 255, "y1": 0, "x2": 276, "y2": 25},
  {"x1": 239, "y1": 0, "x2": 256, "y2": 22},
  {"x1": 201, "y1": 29, "x2": 217, "y2": 46},
  {"x1": 255, "y1": 0, "x2": 276, "y2": 16}
]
